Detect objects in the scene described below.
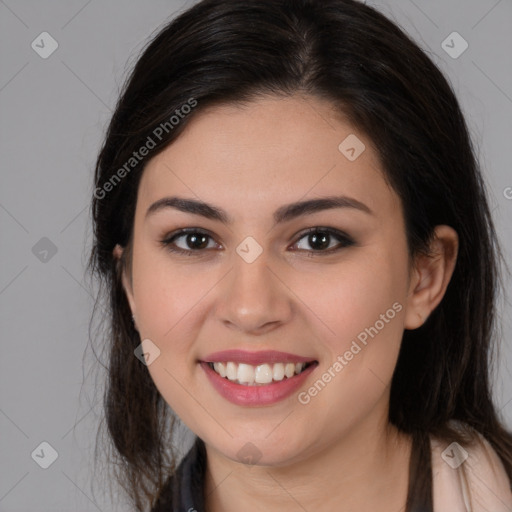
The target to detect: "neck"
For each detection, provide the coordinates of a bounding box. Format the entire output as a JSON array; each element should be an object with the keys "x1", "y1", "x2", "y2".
[{"x1": 203, "y1": 415, "x2": 413, "y2": 512}]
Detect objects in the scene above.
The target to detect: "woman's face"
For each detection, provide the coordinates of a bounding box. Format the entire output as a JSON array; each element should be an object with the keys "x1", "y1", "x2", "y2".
[{"x1": 119, "y1": 94, "x2": 419, "y2": 466}]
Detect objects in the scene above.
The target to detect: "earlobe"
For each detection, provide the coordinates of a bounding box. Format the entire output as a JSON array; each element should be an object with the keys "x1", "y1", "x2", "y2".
[
  {"x1": 404, "y1": 225, "x2": 459, "y2": 330},
  {"x1": 113, "y1": 244, "x2": 136, "y2": 316}
]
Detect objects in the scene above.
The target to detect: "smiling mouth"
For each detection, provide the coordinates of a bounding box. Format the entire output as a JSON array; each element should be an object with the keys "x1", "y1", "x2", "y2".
[{"x1": 207, "y1": 361, "x2": 317, "y2": 386}]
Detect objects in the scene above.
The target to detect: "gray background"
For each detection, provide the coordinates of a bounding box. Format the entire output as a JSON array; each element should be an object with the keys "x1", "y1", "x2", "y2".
[{"x1": 1, "y1": 0, "x2": 511, "y2": 510}]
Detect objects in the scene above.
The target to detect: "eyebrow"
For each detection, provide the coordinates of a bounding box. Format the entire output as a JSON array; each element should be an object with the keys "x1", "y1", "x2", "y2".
[{"x1": 145, "y1": 195, "x2": 373, "y2": 225}]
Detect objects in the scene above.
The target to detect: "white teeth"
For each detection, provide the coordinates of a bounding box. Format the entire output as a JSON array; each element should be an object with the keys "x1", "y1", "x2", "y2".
[
  {"x1": 213, "y1": 362, "x2": 226, "y2": 378},
  {"x1": 237, "y1": 363, "x2": 254, "y2": 384},
  {"x1": 273, "y1": 363, "x2": 285, "y2": 381},
  {"x1": 210, "y1": 361, "x2": 309, "y2": 385},
  {"x1": 226, "y1": 362, "x2": 237, "y2": 381},
  {"x1": 254, "y1": 364, "x2": 273, "y2": 384},
  {"x1": 285, "y1": 363, "x2": 295, "y2": 378}
]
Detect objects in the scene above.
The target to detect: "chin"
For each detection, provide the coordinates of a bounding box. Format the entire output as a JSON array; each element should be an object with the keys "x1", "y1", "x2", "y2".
[{"x1": 208, "y1": 432, "x2": 311, "y2": 468}]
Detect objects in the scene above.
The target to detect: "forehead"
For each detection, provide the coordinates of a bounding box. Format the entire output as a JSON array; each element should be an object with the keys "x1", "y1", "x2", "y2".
[{"x1": 136, "y1": 94, "x2": 399, "y2": 222}]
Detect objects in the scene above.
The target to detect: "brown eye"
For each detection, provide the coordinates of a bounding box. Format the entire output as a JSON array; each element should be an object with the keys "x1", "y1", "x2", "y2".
[
  {"x1": 292, "y1": 228, "x2": 355, "y2": 255},
  {"x1": 160, "y1": 229, "x2": 219, "y2": 255}
]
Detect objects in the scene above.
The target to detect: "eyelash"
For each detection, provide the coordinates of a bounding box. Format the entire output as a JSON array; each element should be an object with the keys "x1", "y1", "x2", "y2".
[{"x1": 159, "y1": 227, "x2": 355, "y2": 257}]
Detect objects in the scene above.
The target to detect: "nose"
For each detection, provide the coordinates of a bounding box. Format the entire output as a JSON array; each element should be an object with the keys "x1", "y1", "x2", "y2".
[{"x1": 214, "y1": 248, "x2": 293, "y2": 336}]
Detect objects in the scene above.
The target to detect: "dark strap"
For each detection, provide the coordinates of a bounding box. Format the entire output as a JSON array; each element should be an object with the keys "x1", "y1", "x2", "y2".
[
  {"x1": 151, "y1": 436, "x2": 206, "y2": 512},
  {"x1": 153, "y1": 432, "x2": 433, "y2": 511}
]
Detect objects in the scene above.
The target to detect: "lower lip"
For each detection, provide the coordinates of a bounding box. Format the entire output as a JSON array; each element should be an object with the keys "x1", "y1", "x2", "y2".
[{"x1": 200, "y1": 361, "x2": 317, "y2": 406}]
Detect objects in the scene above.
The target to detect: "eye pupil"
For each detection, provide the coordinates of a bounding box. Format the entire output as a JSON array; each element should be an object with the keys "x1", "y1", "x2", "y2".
[
  {"x1": 309, "y1": 232, "x2": 330, "y2": 250},
  {"x1": 188, "y1": 233, "x2": 208, "y2": 249}
]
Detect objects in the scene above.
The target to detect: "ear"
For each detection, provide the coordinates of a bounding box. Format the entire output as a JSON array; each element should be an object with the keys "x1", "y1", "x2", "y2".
[
  {"x1": 404, "y1": 225, "x2": 459, "y2": 330},
  {"x1": 113, "y1": 244, "x2": 136, "y2": 316}
]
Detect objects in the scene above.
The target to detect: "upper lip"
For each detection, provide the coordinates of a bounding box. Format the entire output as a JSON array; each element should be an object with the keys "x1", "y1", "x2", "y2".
[{"x1": 202, "y1": 349, "x2": 317, "y2": 365}]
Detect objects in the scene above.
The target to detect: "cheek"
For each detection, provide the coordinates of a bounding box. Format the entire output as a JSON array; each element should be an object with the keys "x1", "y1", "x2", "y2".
[
  {"x1": 129, "y1": 245, "x2": 239, "y2": 423},
  {"x1": 291, "y1": 249, "x2": 408, "y2": 356},
  {"x1": 296, "y1": 252, "x2": 409, "y2": 422},
  {"x1": 130, "y1": 251, "x2": 210, "y2": 362},
  {"x1": 130, "y1": 255, "x2": 210, "y2": 423},
  {"x1": 290, "y1": 252, "x2": 408, "y2": 433}
]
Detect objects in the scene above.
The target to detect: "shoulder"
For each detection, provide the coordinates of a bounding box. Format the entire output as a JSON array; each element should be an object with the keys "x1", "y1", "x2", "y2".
[{"x1": 430, "y1": 422, "x2": 512, "y2": 512}]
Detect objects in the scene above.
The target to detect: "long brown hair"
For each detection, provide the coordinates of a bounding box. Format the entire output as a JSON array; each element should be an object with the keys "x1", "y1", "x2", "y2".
[{"x1": 87, "y1": 0, "x2": 512, "y2": 509}]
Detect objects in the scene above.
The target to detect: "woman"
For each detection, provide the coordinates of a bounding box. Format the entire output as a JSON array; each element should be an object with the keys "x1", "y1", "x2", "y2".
[{"x1": 87, "y1": 0, "x2": 512, "y2": 510}]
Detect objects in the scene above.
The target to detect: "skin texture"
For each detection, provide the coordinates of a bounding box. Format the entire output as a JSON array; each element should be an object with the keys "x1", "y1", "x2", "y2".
[{"x1": 113, "y1": 94, "x2": 458, "y2": 511}]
